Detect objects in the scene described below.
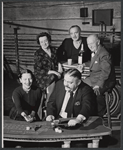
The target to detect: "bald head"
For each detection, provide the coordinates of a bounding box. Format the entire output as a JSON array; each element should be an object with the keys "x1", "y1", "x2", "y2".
[
  {"x1": 87, "y1": 34, "x2": 100, "y2": 52},
  {"x1": 87, "y1": 34, "x2": 99, "y2": 43}
]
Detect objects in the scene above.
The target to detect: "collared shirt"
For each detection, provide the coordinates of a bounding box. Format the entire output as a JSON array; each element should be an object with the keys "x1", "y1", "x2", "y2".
[
  {"x1": 59, "y1": 89, "x2": 77, "y2": 118},
  {"x1": 59, "y1": 88, "x2": 86, "y2": 122}
]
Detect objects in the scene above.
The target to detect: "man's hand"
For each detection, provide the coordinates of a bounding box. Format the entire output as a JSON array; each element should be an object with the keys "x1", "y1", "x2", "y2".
[
  {"x1": 58, "y1": 63, "x2": 63, "y2": 73},
  {"x1": 29, "y1": 111, "x2": 36, "y2": 121},
  {"x1": 77, "y1": 63, "x2": 85, "y2": 73},
  {"x1": 46, "y1": 115, "x2": 55, "y2": 122},
  {"x1": 21, "y1": 112, "x2": 32, "y2": 122},
  {"x1": 24, "y1": 115, "x2": 34, "y2": 123},
  {"x1": 68, "y1": 118, "x2": 81, "y2": 127},
  {"x1": 93, "y1": 85, "x2": 100, "y2": 95},
  {"x1": 30, "y1": 111, "x2": 35, "y2": 117}
]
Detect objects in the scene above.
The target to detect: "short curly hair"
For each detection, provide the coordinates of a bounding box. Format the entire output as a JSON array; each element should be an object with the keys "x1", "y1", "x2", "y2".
[
  {"x1": 36, "y1": 32, "x2": 51, "y2": 44},
  {"x1": 18, "y1": 69, "x2": 34, "y2": 79}
]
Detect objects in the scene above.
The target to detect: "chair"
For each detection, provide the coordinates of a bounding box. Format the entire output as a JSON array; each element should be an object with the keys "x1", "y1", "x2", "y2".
[
  {"x1": 37, "y1": 92, "x2": 46, "y2": 120},
  {"x1": 38, "y1": 82, "x2": 56, "y2": 120},
  {"x1": 104, "y1": 90, "x2": 112, "y2": 129}
]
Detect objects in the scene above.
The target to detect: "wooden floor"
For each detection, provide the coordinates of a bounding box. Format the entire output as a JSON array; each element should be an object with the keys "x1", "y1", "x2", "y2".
[{"x1": 3, "y1": 72, "x2": 121, "y2": 148}]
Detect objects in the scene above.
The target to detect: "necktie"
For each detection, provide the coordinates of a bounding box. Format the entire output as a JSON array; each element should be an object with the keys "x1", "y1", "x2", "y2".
[{"x1": 65, "y1": 92, "x2": 74, "y2": 118}]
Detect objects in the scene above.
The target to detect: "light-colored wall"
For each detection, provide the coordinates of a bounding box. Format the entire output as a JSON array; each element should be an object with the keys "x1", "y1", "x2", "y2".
[
  {"x1": 3, "y1": 1, "x2": 121, "y2": 73},
  {"x1": 4, "y1": 1, "x2": 121, "y2": 34}
]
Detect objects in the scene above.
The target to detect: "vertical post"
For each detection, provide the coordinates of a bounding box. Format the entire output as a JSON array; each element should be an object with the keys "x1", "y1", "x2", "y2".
[
  {"x1": 105, "y1": 92, "x2": 112, "y2": 129},
  {"x1": 14, "y1": 27, "x2": 20, "y2": 75},
  {"x1": 92, "y1": 139, "x2": 100, "y2": 148},
  {"x1": 62, "y1": 141, "x2": 71, "y2": 148}
]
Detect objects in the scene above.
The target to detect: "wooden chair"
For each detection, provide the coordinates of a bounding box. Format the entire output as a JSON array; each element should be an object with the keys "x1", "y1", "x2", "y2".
[
  {"x1": 104, "y1": 90, "x2": 112, "y2": 129},
  {"x1": 38, "y1": 82, "x2": 56, "y2": 120}
]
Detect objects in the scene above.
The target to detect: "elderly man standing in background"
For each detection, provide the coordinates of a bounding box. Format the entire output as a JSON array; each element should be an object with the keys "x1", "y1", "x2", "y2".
[{"x1": 82, "y1": 34, "x2": 116, "y2": 117}]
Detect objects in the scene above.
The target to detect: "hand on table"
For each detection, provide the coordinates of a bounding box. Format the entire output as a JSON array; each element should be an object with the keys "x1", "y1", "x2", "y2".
[
  {"x1": 24, "y1": 115, "x2": 34, "y2": 123},
  {"x1": 46, "y1": 115, "x2": 55, "y2": 122},
  {"x1": 30, "y1": 111, "x2": 36, "y2": 121},
  {"x1": 68, "y1": 118, "x2": 81, "y2": 127},
  {"x1": 21, "y1": 112, "x2": 34, "y2": 123},
  {"x1": 30, "y1": 111, "x2": 35, "y2": 117}
]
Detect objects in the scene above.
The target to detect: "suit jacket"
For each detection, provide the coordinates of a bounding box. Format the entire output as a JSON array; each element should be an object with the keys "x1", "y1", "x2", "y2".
[
  {"x1": 57, "y1": 37, "x2": 91, "y2": 63},
  {"x1": 46, "y1": 79, "x2": 97, "y2": 119},
  {"x1": 84, "y1": 45, "x2": 116, "y2": 93}
]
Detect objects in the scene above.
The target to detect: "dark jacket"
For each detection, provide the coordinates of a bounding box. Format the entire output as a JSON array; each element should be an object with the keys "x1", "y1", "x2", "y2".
[
  {"x1": 46, "y1": 79, "x2": 97, "y2": 119},
  {"x1": 84, "y1": 45, "x2": 116, "y2": 94}
]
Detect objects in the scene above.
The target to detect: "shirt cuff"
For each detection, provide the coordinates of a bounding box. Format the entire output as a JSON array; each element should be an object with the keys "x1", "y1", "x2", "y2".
[
  {"x1": 93, "y1": 85, "x2": 99, "y2": 89},
  {"x1": 21, "y1": 112, "x2": 27, "y2": 117},
  {"x1": 76, "y1": 114, "x2": 86, "y2": 122}
]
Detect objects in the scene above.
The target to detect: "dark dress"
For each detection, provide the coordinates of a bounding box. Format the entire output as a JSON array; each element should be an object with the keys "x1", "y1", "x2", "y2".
[
  {"x1": 57, "y1": 37, "x2": 91, "y2": 63},
  {"x1": 9, "y1": 86, "x2": 42, "y2": 121},
  {"x1": 34, "y1": 46, "x2": 58, "y2": 91}
]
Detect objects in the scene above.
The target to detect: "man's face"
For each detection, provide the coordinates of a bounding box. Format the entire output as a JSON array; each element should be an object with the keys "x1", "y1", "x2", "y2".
[
  {"x1": 64, "y1": 74, "x2": 80, "y2": 92},
  {"x1": 39, "y1": 36, "x2": 50, "y2": 50},
  {"x1": 69, "y1": 27, "x2": 81, "y2": 42},
  {"x1": 87, "y1": 37, "x2": 99, "y2": 53}
]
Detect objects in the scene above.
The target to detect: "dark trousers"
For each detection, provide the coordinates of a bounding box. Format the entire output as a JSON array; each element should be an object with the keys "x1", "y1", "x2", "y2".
[{"x1": 96, "y1": 94, "x2": 106, "y2": 117}]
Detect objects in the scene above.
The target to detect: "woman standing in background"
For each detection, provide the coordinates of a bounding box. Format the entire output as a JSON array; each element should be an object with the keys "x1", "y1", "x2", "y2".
[{"x1": 34, "y1": 32, "x2": 62, "y2": 108}]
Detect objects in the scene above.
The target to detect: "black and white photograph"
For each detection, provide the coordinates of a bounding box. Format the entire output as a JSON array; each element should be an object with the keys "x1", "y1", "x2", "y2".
[{"x1": 2, "y1": 0, "x2": 121, "y2": 148}]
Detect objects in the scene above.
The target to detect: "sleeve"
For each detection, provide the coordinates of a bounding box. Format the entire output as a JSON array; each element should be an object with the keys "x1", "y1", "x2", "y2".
[
  {"x1": 96, "y1": 53, "x2": 112, "y2": 88},
  {"x1": 34, "y1": 88, "x2": 42, "y2": 113},
  {"x1": 12, "y1": 89, "x2": 24, "y2": 114},
  {"x1": 79, "y1": 86, "x2": 95, "y2": 119},
  {"x1": 34, "y1": 51, "x2": 46, "y2": 75},
  {"x1": 52, "y1": 47, "x2": 59, "y2": 71}
]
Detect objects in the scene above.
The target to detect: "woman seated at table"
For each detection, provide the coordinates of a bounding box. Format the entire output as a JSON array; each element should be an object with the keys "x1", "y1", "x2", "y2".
[{"x1": 9, "y1": 69, "x2": 42, "y2": 122}]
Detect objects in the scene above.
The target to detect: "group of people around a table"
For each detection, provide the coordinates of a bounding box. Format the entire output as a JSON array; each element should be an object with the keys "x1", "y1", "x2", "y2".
[{"x1": 9, "y1": 25, "x2": 116, "y2": 127}]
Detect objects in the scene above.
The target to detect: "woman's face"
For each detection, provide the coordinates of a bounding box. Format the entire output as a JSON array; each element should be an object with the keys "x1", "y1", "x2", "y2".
[
  {"x1": 20, "y1": 73, "x2": 33, "y2": 91},
  {"x1": 39, "y1": 36, "x2": 50, "y2": 50}
]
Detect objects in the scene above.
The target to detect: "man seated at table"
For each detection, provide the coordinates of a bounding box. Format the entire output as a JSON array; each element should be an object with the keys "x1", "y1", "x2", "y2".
[
  {"x1": 80, "y1": 34, "x2": 116, "y2": 117},
  {"x1": 56, "y1": 25, "x2": 91, "y2": 63},
  {"x1": 46, "y1": 68, "x2": 97, "y2": 126}
]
